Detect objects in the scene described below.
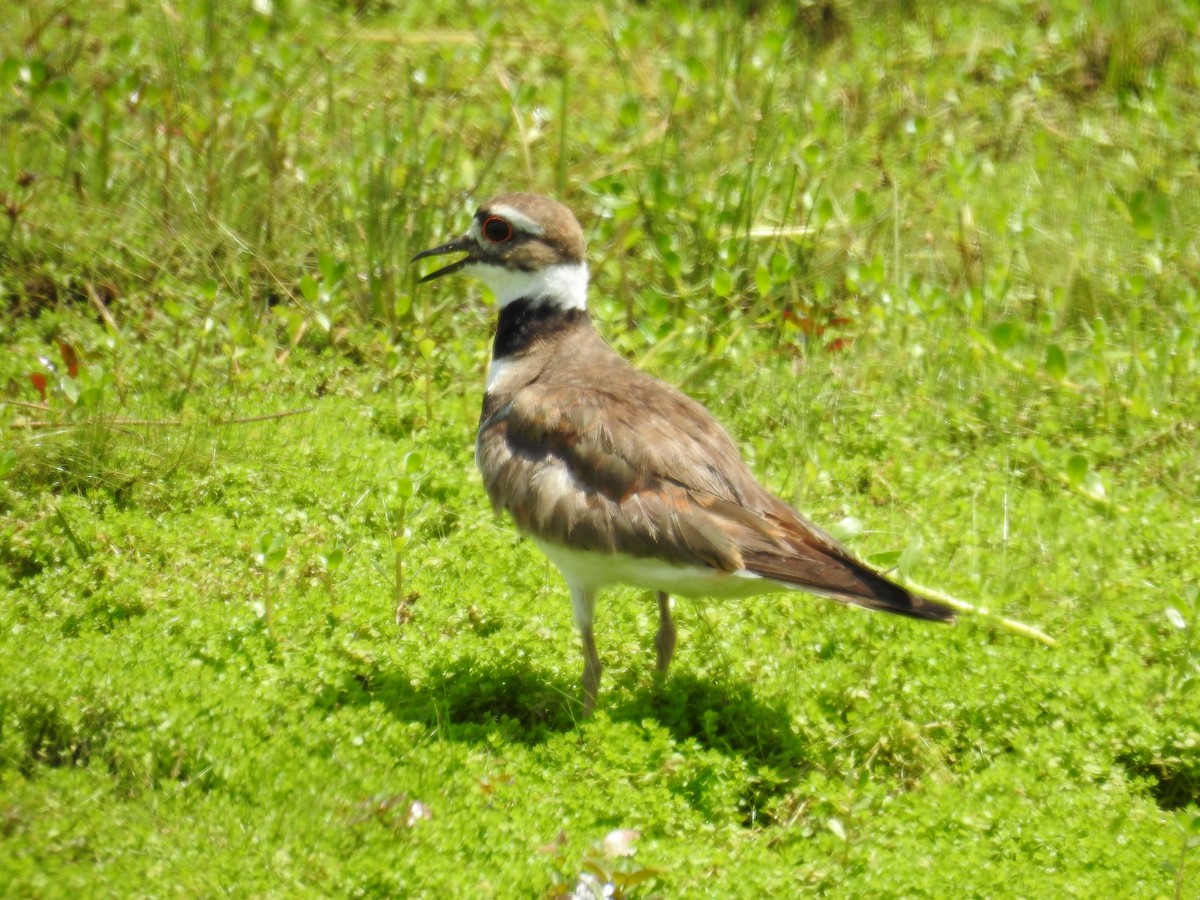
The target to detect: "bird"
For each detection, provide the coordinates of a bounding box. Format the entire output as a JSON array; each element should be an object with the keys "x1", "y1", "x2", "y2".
[{"x1": 413, "y1": 192, "x2": 955, "y2": 714}]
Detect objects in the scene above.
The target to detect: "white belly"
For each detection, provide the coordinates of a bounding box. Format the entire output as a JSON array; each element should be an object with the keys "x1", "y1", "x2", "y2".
[{"x1": 531, "y1": 538, "x2": 774, "y2": 599}]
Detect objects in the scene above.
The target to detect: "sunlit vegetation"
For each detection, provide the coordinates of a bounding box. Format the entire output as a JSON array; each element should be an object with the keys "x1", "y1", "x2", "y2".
[{"x1": 2, "y1": 1, "x2": 1198, "y2": 895}]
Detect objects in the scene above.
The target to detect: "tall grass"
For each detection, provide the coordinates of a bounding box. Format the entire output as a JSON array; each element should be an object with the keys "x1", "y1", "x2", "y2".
[
  {"x1": 3, "y1": 2, "x2": 1196, "y2": 342},
  {"x1": 0, "y1": 0, "x2": 1195, "y2": 512}
]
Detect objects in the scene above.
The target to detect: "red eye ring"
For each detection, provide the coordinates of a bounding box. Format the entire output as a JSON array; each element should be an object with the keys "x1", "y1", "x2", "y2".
[{"x1": 481, "y1": 216, "x2": 514, "y2": 243}]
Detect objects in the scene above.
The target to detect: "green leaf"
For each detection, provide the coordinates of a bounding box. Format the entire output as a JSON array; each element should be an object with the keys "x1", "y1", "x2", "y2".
[
  {"x1": 852, "y1": 189, "x2": 873, "y2": 222},
  {"x1": 252, "y1": 533, "x2": 286, "y2": 570},
  {"x1": 662, "y1": 250, "x2": 682, "y2": 282},
  {"x1": 199, "y1": 277, "x2": 218, "y2": 302},
  {"x1": 22, "y1": 59, "x2": 47, "y2": 86},
  {"x1": 754, "y1": 264, "x2": 772, "y2": 298},
  {"x1": 769, "y1": 252, "x2": 790, "y2": 281},
  {"x1": 813, "y1": 197, "x2": 834, "y2": 228},
  {"x1": 1043, "y1": 344, "x2": 1067, "y2": 380},
  {"x1": 76, "y1": 387, "x2": 104, "y2": 410},
  {"x1": 898, "y1": 534, "x2": 923, "y2": 577},
  {"x1": 712, "y1": 268, "x2": 733, "y2": 299},
  {"x1": 392, "y1": 528, "x2": 411, "y2": 552},
  {"x1": 45, "y1": 77, "x2": 70, "y2": 104},
  {"x1": 402, "y1": 451, "x2": 421, "y2": 475},
  {"x1": 318, "y1": 253, "x2": 346, "y2": 287},
  {"x1": 395, "y1": 475, "x2": 415, "y2": 500},
  {"x1": 299, "y1": 273, "x2": 319, "y2": 304},
  {"x1": 247, "y1": 14, "x2": 270, "y2": 41},
  {"x1": 618, "y1": 97, "x2": 640, "y2": 128},
  {"x1": 1127, "y1": 190, "x2": 1169, "y2": 240},
  {"x1": 1065, "y1": 454, "x2": 1089, "y2": 486},
  {"x1": 0, "y1": 56, "x2": 20, "y2": 87},
  {"x1": 320, "y1": 547, "x2": 344, "y2": 571},
  {"x1": 864, "y1": 252, "x2": 885, "y2": 284},
  {"x1": 286, "y1": 309, "x2": 306, "y2": 345},
  {"x1": 867, "y1": 549, "x2": 902, "y2": 570},
  {"x1": 1029, "y1": 437, "x2": 1051, "y2": 464},
  {"x1": 60, "y1": 374, "x2": 79, "y2": 404},
  {"x1": 394, "y1": 292, "x2": 411, "y2": 319},
  {"x1": 989, "y1": 320, "x2": 1022, "y2": 351}
]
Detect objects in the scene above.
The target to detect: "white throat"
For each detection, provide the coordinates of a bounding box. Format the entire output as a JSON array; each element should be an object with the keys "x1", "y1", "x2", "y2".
[{"x1": 467, "y1": 261, "x2": 589, "y2": 310}]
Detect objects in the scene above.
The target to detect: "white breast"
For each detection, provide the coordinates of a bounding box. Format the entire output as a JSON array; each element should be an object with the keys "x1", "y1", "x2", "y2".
[{"x1": 530, "y1": 538, "x2": 771, "y2": 599}]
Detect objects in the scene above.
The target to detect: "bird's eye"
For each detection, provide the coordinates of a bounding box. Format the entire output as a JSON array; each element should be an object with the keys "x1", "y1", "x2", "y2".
[{"x1": 481, "y1": 216, "x2": 513, "y2": 243}]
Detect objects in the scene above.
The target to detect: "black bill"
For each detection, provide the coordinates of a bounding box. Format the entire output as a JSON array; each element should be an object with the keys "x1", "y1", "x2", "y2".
[{"x1": 411, "y1": 235, "x2": 473, "y2": 283}]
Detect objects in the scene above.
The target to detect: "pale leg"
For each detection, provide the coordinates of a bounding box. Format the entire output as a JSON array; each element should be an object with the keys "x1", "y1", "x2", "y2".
[
  {"x1": 654, "y1": 591, "x2": 676, "y2": 675},
  {"x1": 570, "y1": 585, "x2": 602, "y2": 714}
]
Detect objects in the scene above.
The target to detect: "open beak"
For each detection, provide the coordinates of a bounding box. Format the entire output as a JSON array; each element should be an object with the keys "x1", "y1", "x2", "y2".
[{"x1": 411, "y1": 234, "x2": 473, "y2": 283}]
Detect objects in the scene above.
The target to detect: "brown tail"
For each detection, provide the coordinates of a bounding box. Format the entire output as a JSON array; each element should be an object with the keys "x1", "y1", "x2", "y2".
[{"x1": 743, "y1": 547, "x2": 957, "y2": 623}]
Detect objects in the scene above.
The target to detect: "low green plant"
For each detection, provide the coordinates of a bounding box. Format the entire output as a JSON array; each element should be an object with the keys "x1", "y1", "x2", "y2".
[
  {"x1": 2, "y1": 0, "x2": 1198, "y2": 895},
  {"x1": 1168, "y1": 807, "x2": 1200, "y2": 900}
]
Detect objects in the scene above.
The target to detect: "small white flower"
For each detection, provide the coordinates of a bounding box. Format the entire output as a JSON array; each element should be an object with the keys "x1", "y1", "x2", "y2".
[
  {"x1": 603, "y1": 828, "x2": 639, "y2": 858},
  {"x1": 405, "y1": 800, "x2": 432, "y2": 827},
  {"x1": 570, "y1": 872, "x2": 614, "y2": 900}
]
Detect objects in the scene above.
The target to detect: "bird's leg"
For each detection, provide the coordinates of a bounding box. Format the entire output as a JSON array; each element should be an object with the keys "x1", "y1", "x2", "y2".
[
  {"x1": 654, "y1": 591, "x2": 676, "y2": 676},
  {"x1": 570, "y1": 585, "x2": 602, "y2": 715},
  {"x1": 579, "y1": 626, "x2": 601, "y2": 716}
]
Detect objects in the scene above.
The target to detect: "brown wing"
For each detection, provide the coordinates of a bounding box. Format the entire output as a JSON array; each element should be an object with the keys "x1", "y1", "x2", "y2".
[
  {"x1": 477, "y1": 371, "x2": 748, "y2": 572},
  {"x1": 477, "y1": 338, "x2": 954, "y2": 622}
]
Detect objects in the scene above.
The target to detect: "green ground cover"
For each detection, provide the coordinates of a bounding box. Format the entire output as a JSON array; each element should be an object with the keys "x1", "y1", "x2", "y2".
[{"x1": 1, "y1": 0, "x2": 1198, "y2": 895}]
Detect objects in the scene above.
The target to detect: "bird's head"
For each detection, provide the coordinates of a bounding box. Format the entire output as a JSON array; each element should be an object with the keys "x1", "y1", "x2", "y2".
[{"x1": 412, "y1": 192, "x2": 589, "y2": 310}]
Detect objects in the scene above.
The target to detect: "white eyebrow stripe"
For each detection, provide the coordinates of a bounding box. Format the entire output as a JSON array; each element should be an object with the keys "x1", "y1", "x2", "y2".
[{"x1": 485, "y1": 204, "x2": 545, "y2": 236}]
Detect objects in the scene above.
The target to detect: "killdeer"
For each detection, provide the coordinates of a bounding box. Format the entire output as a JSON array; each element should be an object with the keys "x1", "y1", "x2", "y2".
[{"x1": 413, "y1": 193, "x2": 954, "y2": 713}]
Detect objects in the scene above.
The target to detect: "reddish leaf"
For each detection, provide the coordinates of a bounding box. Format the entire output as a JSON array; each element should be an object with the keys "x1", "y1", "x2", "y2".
[
  {"x1": 30, "y1": 372, "x2": 47, "y2": 400},
  {"x1": 825, "y1": 337, "x2": 854, "y2": 353},
  {"x1": 800, "y1": 317, "x2": 824, "y2": 337},
  {"x1": 58, "y1": 341, "x2": 80, "y2": 377},
  {"x1": 783, "y1": 310, "x2": 825, "y2": 336}
]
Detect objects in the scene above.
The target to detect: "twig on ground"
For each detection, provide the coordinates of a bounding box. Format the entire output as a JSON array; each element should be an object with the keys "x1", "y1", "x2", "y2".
[
  {"x1": 903, "y1": 578, "x2": 1058, "y2": 647},
  {"x1": 5, "y1": 406, "x2": 313, "y2": 430}
]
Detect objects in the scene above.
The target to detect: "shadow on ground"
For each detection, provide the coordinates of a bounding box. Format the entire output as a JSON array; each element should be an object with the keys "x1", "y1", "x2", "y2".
[
  {"x1": 345, "y1": 652, "x2": 579, "y2": 743},
  {"x1": 611, "y1": 673, "x2": 805, "y2": 769},
  {"x1": 350, "y1": 651, "x2": 804, "y2": 769}
]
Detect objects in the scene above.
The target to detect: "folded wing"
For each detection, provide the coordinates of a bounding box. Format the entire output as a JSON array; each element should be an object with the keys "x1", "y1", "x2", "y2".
[{"x1": 477, "y1": 348, "x2": 954, "y2": 623}]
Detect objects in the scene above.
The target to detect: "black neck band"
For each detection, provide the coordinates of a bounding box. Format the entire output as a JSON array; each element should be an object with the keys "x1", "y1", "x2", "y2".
[{"x1": 492, "y1": 298, "x2": 589, "y2": 359}]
